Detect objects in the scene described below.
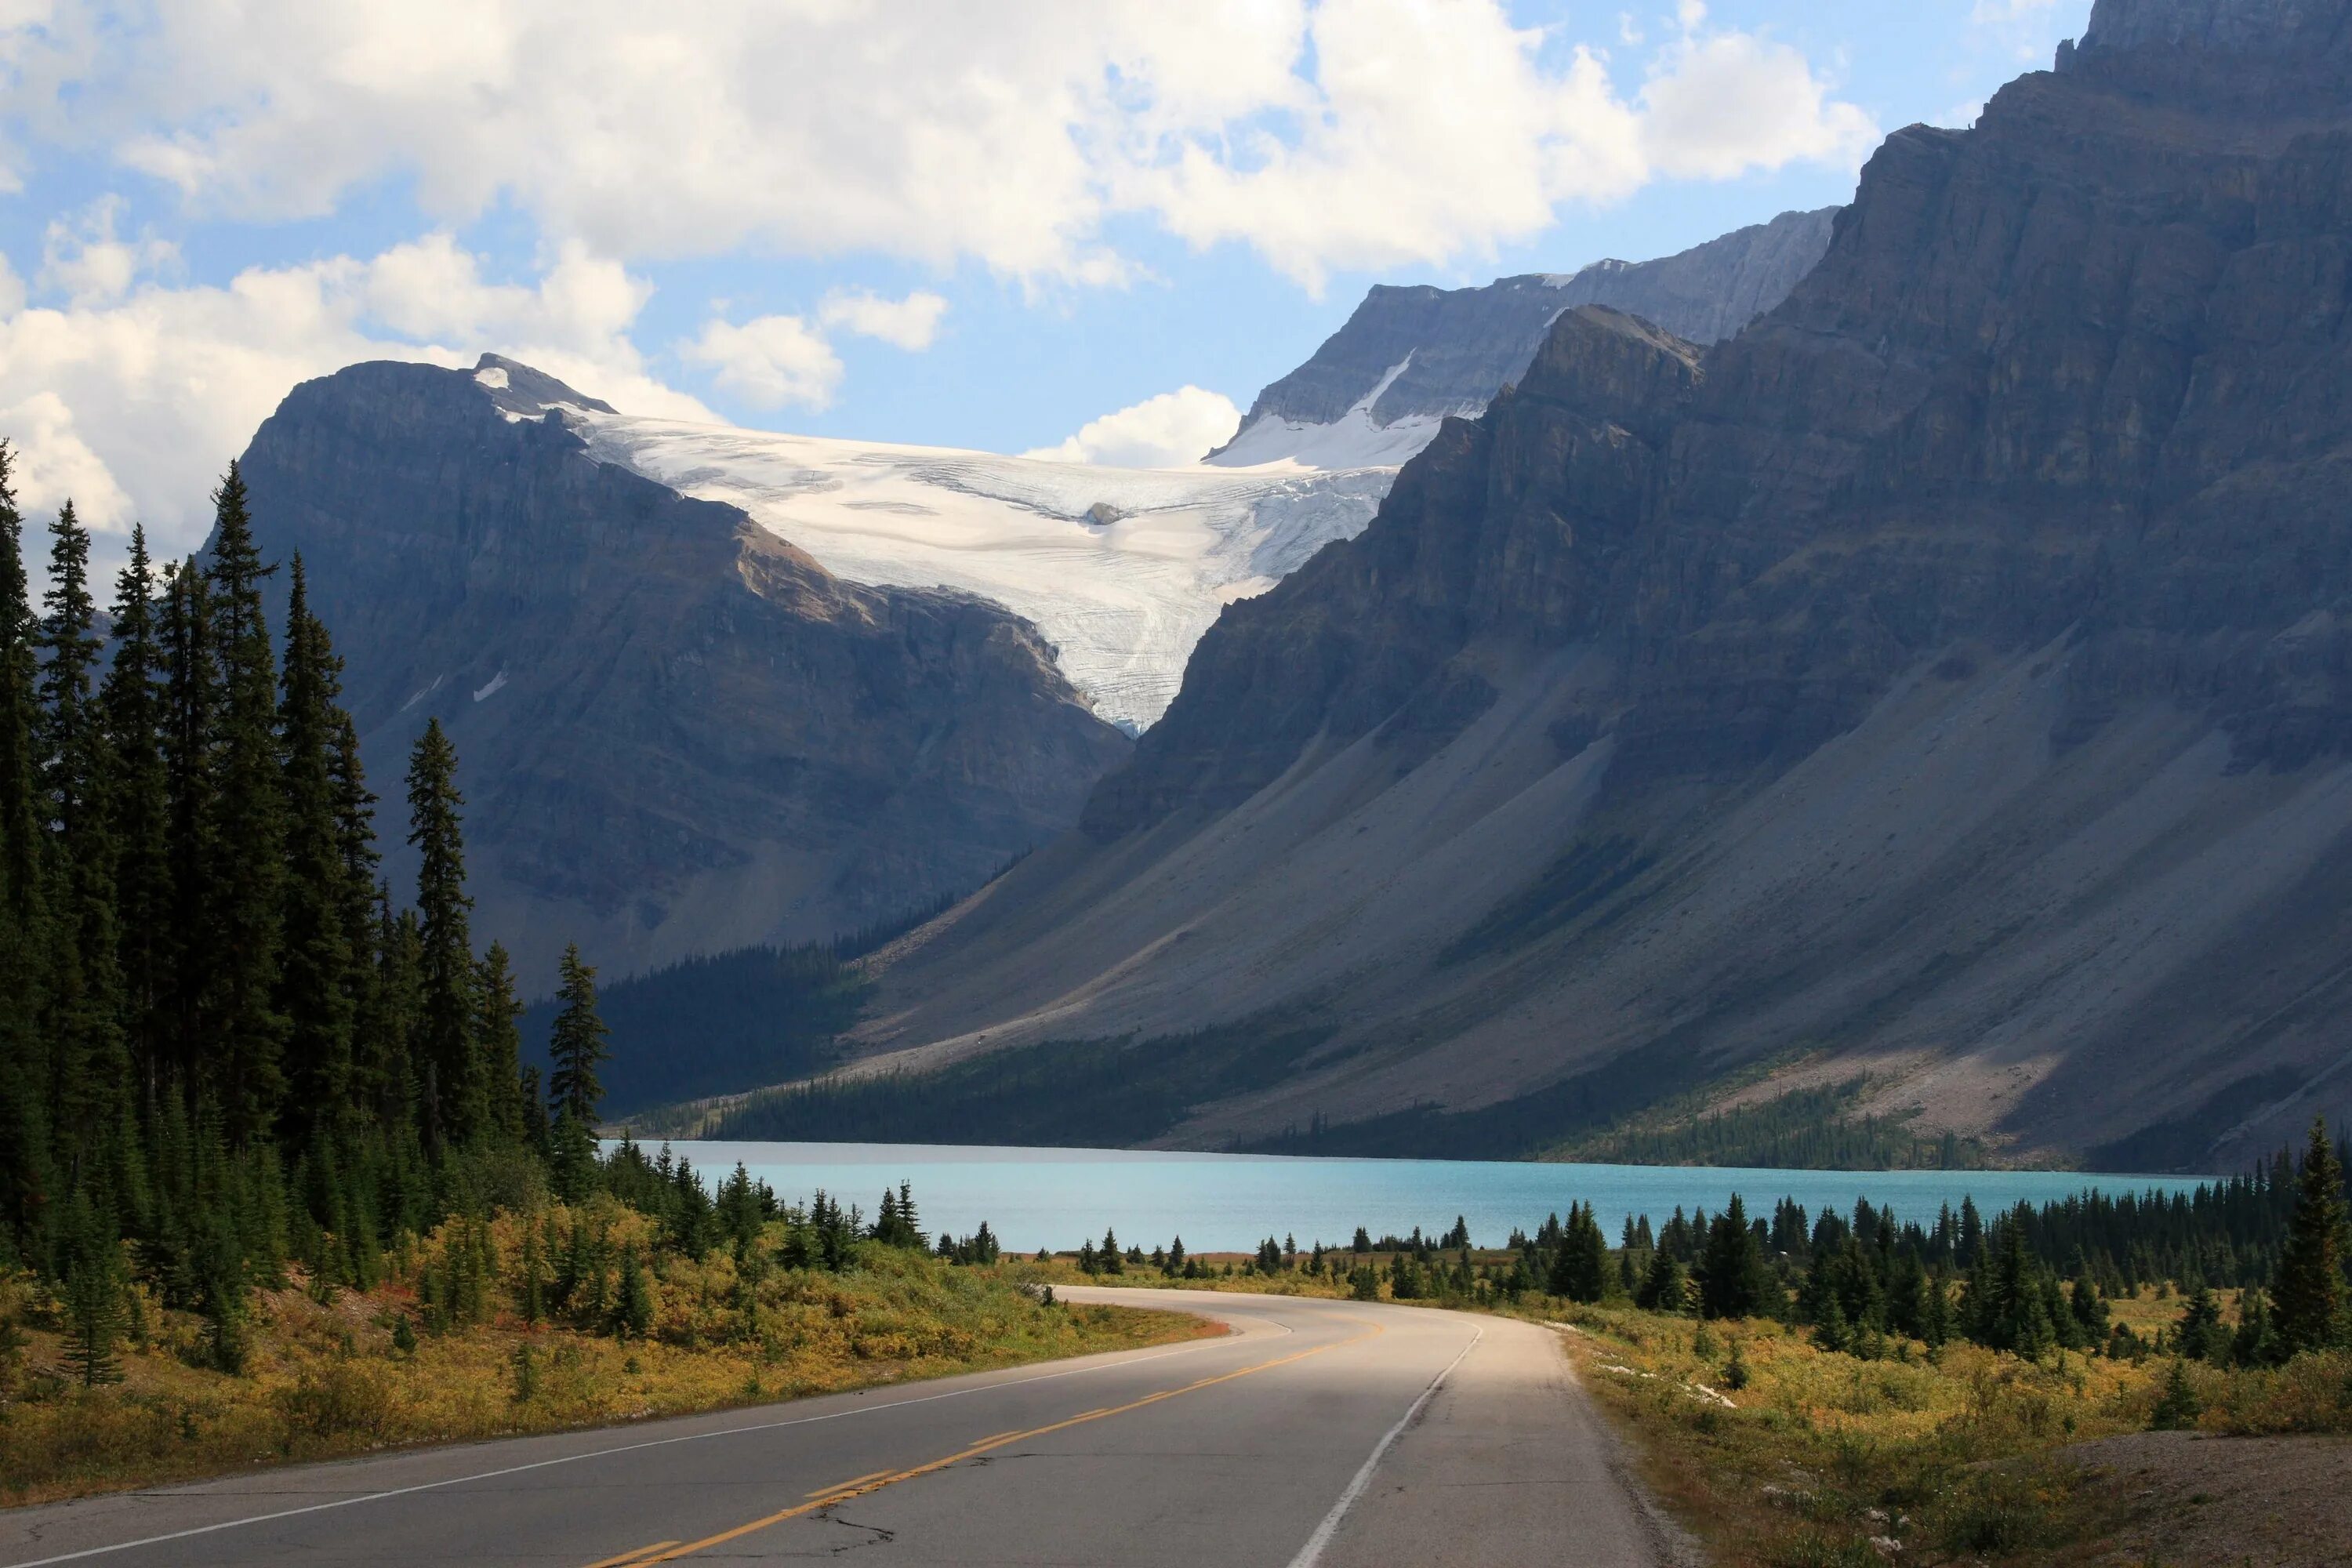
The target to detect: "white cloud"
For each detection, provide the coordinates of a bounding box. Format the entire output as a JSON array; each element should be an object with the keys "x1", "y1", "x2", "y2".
[
  {"x1": 38, "y1": 194, "x2": 178, "y2": 306},
  {"x1": 2, "y1": 390, "x2": 133, "y2": 532},
  {"x1": 818, "y1": 289, "x2": 949, "y2": 352},
  {"x1": 1639, "y1": 29, "x2": 1881, "y2": 182},
  {"x1": 1, "y1": 1, "x2": 1878, "y2": 293},
  {"x1": 681, "y1": 314, "x2": 844, "y2": 411},
  {"x1": 0, "y1": 230, "x2": 712, "y2": 566},
  {"x1": 1968, "y1": 0, "x2": 2060, "y2": 20},
  {"x1": 1024, "y1": 386, "x2": 1242, "y2": 469}
]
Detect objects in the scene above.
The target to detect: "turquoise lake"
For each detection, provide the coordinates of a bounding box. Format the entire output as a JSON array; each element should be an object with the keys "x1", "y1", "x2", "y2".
[{"x1": 648, "y1": 1140, "x2": 2216, "y2": 1254}]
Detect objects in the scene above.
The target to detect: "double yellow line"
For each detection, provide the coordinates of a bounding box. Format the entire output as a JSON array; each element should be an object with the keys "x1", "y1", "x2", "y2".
[{"x1": 581, "y1": 1319, "x2": 1382, "y2": 1567}]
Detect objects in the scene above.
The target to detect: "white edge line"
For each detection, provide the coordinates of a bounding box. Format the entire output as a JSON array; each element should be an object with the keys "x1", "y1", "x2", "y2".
[
  {"x1": 8, "y1": 1330, "x2": 1246, "y2": 1568},
  {"x1": 1283, "y1": 1324, "x2": 1484, "y2": 1568}
]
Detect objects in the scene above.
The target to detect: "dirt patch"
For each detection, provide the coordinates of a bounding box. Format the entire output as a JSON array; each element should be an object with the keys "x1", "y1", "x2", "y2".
[{"x1": 2064, "y1": 1430, "x2": 2352, "y2": 1566}]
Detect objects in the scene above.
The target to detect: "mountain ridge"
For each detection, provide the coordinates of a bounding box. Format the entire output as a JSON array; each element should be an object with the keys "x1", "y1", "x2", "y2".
[
  {"x1": 233, "y1": 356, "x2": 1131, "y2": 985},
  {"x1": 848, "y1": 0, "x2": 2352, "y2": 1171}
]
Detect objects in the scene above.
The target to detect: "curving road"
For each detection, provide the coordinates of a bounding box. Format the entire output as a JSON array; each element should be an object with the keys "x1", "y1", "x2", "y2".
[{"x1": 0, "y1": 1290, "x2": 1686, "y2": 1567}]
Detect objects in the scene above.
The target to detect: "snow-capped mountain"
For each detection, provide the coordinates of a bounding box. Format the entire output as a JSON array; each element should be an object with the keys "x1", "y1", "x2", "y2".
[
  {"x1": 466, "y1": 214, "x2": 1840, "y2": 735},
  {"x1": 1208, "y1": 208, "x2": 1838, "y2": 474},
  {"x1": 560, "y1": 403, "x2": 1394, "y2": 731}
]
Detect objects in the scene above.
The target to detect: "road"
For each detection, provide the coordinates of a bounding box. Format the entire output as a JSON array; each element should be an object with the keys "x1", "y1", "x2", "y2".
[{"x1": 0, "y1": 1289, "x2": 1688, "y2": 1567}]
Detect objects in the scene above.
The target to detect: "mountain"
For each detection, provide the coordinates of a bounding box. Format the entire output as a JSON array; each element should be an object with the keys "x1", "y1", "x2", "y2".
[
  {"x1": 842, "y1": 0, "x2": 2352, "y2": 1172},
  {"x1": 554, "y1": 211, "x2": 1836, "y2": 731},
  {"x1": 234, "y1": 358, "x2": 1131, "y2": 984},
  {"x1": 562, "y1": 408, "x2": 1392, "y2": 731},
  {"x1": 1206, "y1": 208, "x2": 1836, "y2": 469},
  {"x1": 220, "y1": 203, "x2": 1831, "y2": 989}
]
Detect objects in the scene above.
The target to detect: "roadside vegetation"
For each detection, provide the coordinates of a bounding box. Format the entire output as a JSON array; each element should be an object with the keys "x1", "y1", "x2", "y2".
[
  {"x1": 0, "y1": 1172, "x2": 1207, "y2": 1507},
  {"x1": 1025, "y1": 1120, "x2": 2352, "y2": 1565},
  {"x1": 0, "y1": 463, "x2": 1200, "y2": 1507}
]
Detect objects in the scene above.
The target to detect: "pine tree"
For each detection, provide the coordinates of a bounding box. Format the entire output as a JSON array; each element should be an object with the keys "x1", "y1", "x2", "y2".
[
  {"x1": 1698, "y1": 1194, "x2": 1774, "y2": 1319},
  {"x1": 38, "y1": 501, "x2": 140, "y2": 1223},
  {"x1": 1638, "y1": 1242, "x2": 1686, "y2": 1312},
  {"x1": 2273, "y1": 1118, "x2": 2350, "y2": 1356},
  {"x1": 405, "y1": 718, "x2": 478, "y2": 1145},
  {"x1": 474, "y1": 944, "x2": 524, "y2": 1141},
  {"x1": 158, "y1": 560, "x2": 220, "y2": 1099},
  {"x1": 276, "y1": 558, "x2": 358, "y2": 1145},
  {"x1": 203, "y1": 465, "x2": 289, "y2": 1143},
  {"x1": 60, "y1": 1192, "x2": 125, "y2": 1387},
  {"x1": 101, "y1": 526, "x2": 171, "y2": 1098},
  {"x1": 613, "y1": 1242, "x2": 654, "y2": 1338},
  {"x1": 548, "y1": 943, "x2": 612, "y2": 1125},
  {"x1": 0, "y1": 445, "x2": 49, "y2": 1261},
  {"x1": 1548, "y1": 1202, "x2": 1609, "y2": 1303}
]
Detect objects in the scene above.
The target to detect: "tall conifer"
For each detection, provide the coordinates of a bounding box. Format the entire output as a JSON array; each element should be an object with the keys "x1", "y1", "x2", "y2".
[
  {"x1": 405, "y1": 718, "x2": 478, "y2": 1145},
  {"x1": 548, "y1": 944, "x2": 612, "y2": 1125},
  {"x1": 2274, "y1": 1118, "x2": 2350, "y2": 1356},
  {"x1": 159, "y1": 561, "x2": 219, "y2": 1098},
  {"x1": 0, "y1": 445, "x2": 53, "y2": 1258},
  {"x1": 475, "y1": 944, "x2": 524, "y2": 1140},
  {"x1": 277, "y1": 558, "x2": 357, "y2": 1141},
  {"x1": 202, "y1": 463, "x2": 288, "y2": 1142},
  {"x1": 101, "y1": 526, "x2": 171, "y2": 1096},
  {"x1": 38, "y1": 503, "x2": 138, "y2": 1221}
]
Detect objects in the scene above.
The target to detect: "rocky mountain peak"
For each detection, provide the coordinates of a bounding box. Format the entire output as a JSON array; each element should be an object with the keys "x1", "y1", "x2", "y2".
[
  {"x1": 862, "y1": 0, "x2": 2352, "y2": 1169},
  {"x1": 2061, "y1": 0, "x2": 2352, "y2": 99},
  {"x1": 234, "y1": 356, "x2": 1129, "y2": 982},
  {"x1": 471, "y1": 352, "x2": 617, "y2": 419}
]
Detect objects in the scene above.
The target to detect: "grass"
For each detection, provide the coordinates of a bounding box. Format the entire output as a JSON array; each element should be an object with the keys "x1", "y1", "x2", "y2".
[
  {"x1": 0, "y1": 1204, "x2": 1215, "y2": 1509},
  {"x1": 1547, "y1": 1291, "x2": 2352, "y2": 1567}
]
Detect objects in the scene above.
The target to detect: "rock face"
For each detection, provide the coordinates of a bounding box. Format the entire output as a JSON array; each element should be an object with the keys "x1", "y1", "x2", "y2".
[
  {"x1": 234, "y1": 357, "x2": 1130, "y2": 983},
  {"x1": 1208, "y1": 208, "x2": 1835, "y2": 461},
  {"x1": 859, "y1": 0, "x2": 2352, "y2": 1170}
]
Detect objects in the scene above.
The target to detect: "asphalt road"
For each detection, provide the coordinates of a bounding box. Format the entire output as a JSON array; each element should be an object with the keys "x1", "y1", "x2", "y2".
[{"x1": 0, "y1": 1289, "x2": 1686, "y2": 1567}]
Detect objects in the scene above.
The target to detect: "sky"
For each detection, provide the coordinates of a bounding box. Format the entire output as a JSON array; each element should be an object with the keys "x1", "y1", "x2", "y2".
[{"x1": 0, "y1": 0, "x2": 2095, "y2": 570}]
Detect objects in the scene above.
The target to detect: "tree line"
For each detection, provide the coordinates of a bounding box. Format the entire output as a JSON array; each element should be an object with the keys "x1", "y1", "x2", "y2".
[
  {"x1": 0, "y1": 448, "x2": 619, "y2": 1368},
  {"x1": 1060, "y1": 1120, "x2": 2352, "y2": 1367}
]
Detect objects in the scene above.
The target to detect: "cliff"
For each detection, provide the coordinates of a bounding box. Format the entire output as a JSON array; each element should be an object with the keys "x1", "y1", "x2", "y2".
[
  {"x1": 1209, "y1": 208, "x2": 1834, "y2": 463},
  {"x1": 234, "y1": 357, "x2": 1130, "y2": 984},
  {"x1": 855, "y1": 0, "x2": 2352, "y2": 1170}
]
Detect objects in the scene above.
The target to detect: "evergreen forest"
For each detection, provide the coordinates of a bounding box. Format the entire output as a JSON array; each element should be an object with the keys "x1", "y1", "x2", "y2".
[{"x1": 0, "y1": 445, "x2": 681, "y2": 1371}]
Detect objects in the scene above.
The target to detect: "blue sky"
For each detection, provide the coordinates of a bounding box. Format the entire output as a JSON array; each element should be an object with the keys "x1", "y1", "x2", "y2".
[{"x1": 0, "y1": 0, "x2": 2092, "y2": 564}]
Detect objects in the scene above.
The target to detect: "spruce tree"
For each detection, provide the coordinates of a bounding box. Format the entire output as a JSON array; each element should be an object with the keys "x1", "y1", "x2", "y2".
[
  {"x1": 101, "y1": 526, "x2": 172, "y2": 1097},
  {"x1": 159, "y1": 560, "x2": 220, "y2": 1098},
  {"x1": 475, "y1": 943, "x2": 524, "y2": 1140},
  {"x1": 546, "y1": 943, "x2": 608, "y2": 1200},
  {"x1": 60, "y1": 1192, "x2": 126, "y2": 1386},
  {"x1": 0, "y1": 448, "x2": 55, "y2": 1260},
  {"x1": 38, "y1": 502, "x2": 140, "y2": 1224},
  {"x1": 2273, "y1": 1117, "x2": 2350, "y2": 1356},
  {"x1": 548, "y1": 943, "x2": 612, "y2": 1124},
  {"x1": 1698, "y1": 1194, "x2": 1774, "y2": 1319},
  {"x1": 202, "y1": 464, "x2": 289, "y2": 1143},
  {"x1": 276, "y1": 558, "x2": 358, "y2": 1142},
  {"x1": 405, "y1": 718, "x2": 479, "y2": 1145}
]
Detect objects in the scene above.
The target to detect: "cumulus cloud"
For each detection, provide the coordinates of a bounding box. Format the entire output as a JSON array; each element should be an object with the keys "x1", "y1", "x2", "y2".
[
  {"x1": 818, "y1": 289, "x2": 949, "y2": 352},
  {"x1": 1639, "y1": 29, "x2": 1880, "y2": 181},
  {"x1": 679, "y1": 314, "x2": 844, "y2": 412},
  {"x1": 38, "y1": 194, "x2": 178, "y2": 307},
  {"x1": 1, "y1": 1, "x2": 1879, "y2": 292},
  {"x1": 1024, "y1": 386, "x2": 1243, "y2": 469},
  {"x1": 0, "y1": 229, "x2": 712, "y2": 565}
]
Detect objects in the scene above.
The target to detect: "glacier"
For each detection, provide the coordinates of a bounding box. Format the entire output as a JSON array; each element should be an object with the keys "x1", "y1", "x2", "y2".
[{"x1": 564, "y1": 409, "x2": 1404, "y2": 730}]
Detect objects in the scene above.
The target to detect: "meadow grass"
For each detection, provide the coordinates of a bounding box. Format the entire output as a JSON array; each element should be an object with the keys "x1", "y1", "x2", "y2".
[{"x1": 0, "y1": 1210, "x2": 1214, "y2": 1508}]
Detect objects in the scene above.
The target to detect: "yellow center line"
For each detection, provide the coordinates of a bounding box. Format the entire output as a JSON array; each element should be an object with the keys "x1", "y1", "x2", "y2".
[
  {"x1": 589, "y1": 1319, "x2": 1383, "y2": 1567},
  {"x1": 579, "y1": 1542, "x2": 678, "y2": 1568},
  {"x1": 802, "y1": 1469, "x2": 894, "y2": 1498}
]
